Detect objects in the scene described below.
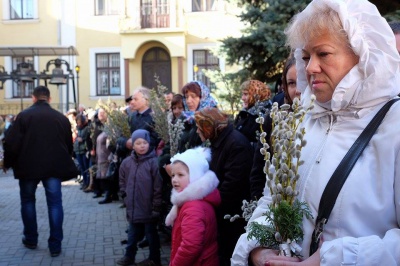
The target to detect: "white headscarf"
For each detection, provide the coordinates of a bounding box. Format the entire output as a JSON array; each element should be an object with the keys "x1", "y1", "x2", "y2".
[{"x1": 294, "y1": 0, "x2": 400, "y2": 118}]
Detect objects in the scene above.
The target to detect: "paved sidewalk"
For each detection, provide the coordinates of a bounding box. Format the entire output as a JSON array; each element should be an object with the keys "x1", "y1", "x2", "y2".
[{"x1": 0, "y1": 172, "x2": 171, "y2": 266}]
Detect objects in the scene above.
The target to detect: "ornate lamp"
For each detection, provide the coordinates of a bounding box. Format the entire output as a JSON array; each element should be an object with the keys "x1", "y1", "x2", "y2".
[{"x1": 193, "y1": 64, "x2": 199, "y2": 81}]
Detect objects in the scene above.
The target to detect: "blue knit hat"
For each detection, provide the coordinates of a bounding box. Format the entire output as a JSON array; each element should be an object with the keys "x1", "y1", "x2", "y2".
[{"x1": 131, "y1": 129, "x2": 151, "y2": 144}]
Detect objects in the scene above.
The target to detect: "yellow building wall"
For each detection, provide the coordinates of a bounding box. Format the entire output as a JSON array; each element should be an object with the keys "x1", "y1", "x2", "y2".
[
  {"x1": 0, "y1": 0, "x2": 245, "y2": 113},
  {"x1": 184, "y1": 11, "x2": 244, "y2": 42},
  {"x1": 0, "y1": 0, "x2": 62, "y2": 109},
  {"x1": 121, "y1": 34, "x2": 185, "y2": 94}
]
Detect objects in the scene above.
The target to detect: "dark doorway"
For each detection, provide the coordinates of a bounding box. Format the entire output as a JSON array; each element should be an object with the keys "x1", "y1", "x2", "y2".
[{"x1": 142, "y1": 47, "x2": 172, "y2": 91}]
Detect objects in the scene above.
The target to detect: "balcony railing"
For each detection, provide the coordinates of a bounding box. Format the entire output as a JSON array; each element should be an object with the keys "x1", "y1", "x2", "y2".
[
  {"x1": 140, "y1": 2, "x2": 170, "y2": 29},
  {"x1": 141, "y1": 13, "x2": 170, "y2": 28},
  {"x1": 118, "y1": 1, "x2": 176, "y2": 31}
]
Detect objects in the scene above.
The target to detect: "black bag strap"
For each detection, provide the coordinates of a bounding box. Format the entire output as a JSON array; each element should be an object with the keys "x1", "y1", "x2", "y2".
[{"x1": 309, "y1": 98, "x2": 400, "y2": 256}]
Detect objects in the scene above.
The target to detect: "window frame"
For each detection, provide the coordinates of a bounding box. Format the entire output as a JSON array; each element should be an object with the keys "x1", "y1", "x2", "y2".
[
  {"x1": 94, "y1": 0, "x2": 120, "y2": 16},
  {"x1": 90, "y1": 47, "x2": 124, "y2": 99},
  {"x1": 140, "y1": 0, "x2": 170, "y2": 28},
  {"x1": 3, "y1": 0, "x2": 38, "y2": 20},
  {"x1": 95, "y1": 53, "x2": 121, "y2": 96},
  {"x1": 191, "y1": 0, "x2": 217, "y2": 12},
  {"x1": 187, "y1": 43, "x2": 225, "y2": 91}
]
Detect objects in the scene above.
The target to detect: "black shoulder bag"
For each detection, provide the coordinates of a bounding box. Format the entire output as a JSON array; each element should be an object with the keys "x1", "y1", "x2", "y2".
[{"x1": 309, "y1": 98, "x2": 400, "y2": 256}]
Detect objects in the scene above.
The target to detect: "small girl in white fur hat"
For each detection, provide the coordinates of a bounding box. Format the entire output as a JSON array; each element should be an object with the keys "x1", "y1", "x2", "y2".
[{"x1": 166, "y1": 146, "x2": 220, "y2": 266}]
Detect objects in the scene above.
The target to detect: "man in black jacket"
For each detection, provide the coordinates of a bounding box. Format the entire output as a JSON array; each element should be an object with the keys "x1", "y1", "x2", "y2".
[{"x1": 3, "y1": 86, "x2": 78, "y2": 257}]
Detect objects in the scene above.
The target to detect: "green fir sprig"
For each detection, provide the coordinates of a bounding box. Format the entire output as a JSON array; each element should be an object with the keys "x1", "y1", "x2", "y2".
[{"x1": 247, "y1": 200, "x2": 312, "y2": 249}]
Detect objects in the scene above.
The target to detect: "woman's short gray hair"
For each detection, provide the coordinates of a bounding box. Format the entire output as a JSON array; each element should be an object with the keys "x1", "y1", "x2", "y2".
[
  {"x1": 285, "y1": 2, "x2": 350, "y2": 50},
  {"x1": 132, "y1": 86, "x2": 150, "y2": 101}
]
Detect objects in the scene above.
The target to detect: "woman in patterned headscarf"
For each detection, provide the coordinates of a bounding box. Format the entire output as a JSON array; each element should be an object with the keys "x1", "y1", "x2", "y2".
[
  {"x1": 234, "y1": 80, "x2": 272, "y2": 150},
  {"x1": 181, "y1": 81, "x2": 218, "y2": 121},
  {"x1": 159, "y1": 81, "x2": 217, "y2": 178}
]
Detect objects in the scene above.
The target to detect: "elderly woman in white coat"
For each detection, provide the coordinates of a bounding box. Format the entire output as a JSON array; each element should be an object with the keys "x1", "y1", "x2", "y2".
[{"x1": 232, "y1": 0, "x2": 400, "y2": 265}]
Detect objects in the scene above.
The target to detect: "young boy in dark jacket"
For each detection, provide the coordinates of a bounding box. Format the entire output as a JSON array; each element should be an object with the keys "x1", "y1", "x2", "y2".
[{"x1": 117, "y1": 129, "x2": 162, "y2": 266}]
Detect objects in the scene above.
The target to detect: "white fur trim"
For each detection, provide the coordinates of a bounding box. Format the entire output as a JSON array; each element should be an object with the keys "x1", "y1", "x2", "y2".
[
  {"x1": 165, "y1": 170, "x2": 219, "y2": 226},
  {"x1": 165, "y1": 205, "x2": 178, "y2": 227}
]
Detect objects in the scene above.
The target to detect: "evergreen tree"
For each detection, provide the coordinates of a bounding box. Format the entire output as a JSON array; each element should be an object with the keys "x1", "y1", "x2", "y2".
[
  {"x1": 213, "y1": 0, "x2": 399, "y2": 113},
  {"x1": 220, "y1": 0, "x2": 311, "y2": 83},
  {"x1": 220, "y1": 0, "x2": 399, "y2": 84},
  {"x1": 369, "y1": 0, "x2": 400, "y2": 19}
]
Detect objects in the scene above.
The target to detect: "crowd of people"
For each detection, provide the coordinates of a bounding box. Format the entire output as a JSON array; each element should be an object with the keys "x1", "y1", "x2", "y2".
[{"x1": 2, "y1": 0, "x2": 400, "y2": 265}]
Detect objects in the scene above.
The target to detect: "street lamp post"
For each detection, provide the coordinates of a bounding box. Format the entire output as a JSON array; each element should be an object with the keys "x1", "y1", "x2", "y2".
[
  {"x1": 193, "y1": 64, "x2": 198, "y2": 81},
  {"x1": 75, "y1": 65, "x2": 80, "y2": 110}
]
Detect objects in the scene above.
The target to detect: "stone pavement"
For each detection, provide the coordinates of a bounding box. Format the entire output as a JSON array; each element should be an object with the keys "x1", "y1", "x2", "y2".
[{"x1": 0, "y1": 171, "x2": 171, "y2": 266}]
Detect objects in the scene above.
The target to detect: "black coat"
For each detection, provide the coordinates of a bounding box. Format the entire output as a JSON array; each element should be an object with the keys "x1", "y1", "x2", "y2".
[
  {"x1": 209, "y1": 124, "x2": 253, "y2": 215},
  {"x1": 249, "y1": 114, "x2": 272, "y2": 199},
  {"x1": 234, "y1": 100, "x2": 272, "y2": 146},
  {"x1": 272, "y1": 91, "x2": 285, "y2": 107},
  {"x1": 4, "y1": 101, "x2": 79, "y2": 181},
  {"x1": 209, "y1": 124, "x2": 253, "y2": 262},
  {"x1": 177, "y1": 121, "x2": 202, "y2": 153},
  {"x1": 249, "y1": 95, "x2": 286, "y2": 199},
  {"x1": 128, "y1": 108, "x2": 159, "y2": 148}
]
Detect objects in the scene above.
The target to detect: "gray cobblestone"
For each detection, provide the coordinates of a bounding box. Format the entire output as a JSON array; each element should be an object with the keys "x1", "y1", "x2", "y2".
[{"x1": 0, "y1": 172, "x2": 171, "y2": 266}]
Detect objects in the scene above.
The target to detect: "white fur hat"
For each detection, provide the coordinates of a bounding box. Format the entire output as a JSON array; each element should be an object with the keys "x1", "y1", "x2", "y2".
[{"x1": 170, "y1": 146, "x2": 211, "y2": 184}]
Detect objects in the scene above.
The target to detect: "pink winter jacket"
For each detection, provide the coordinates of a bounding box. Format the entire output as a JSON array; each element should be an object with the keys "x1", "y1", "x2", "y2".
[{"x1": 170, "y1": 188, "x2": 221, "y2": 266}]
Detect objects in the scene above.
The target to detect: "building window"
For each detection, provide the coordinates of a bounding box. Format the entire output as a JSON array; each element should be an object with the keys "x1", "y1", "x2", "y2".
[
  {"x1": 10, "y1": 0, "x2": 34, "y2": 19},
  {"x1": 193, "y1": 49, "x2": 219, "y2": 90},
  {"x1": 95, "y1": 0, "x2": 119, "y2": 16},
  {"x1": 140, "y1": 0, "x2": 170, "y2": 28},
  {"x1": 96, "y1": 53, "x2": 121, "y2": 96},
  {"x1": 12, "y1": 57, "x2": 34, "y2": 98},
  {"x1": 192, "y1": 0, "x2": 216, "y2": 12}
]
